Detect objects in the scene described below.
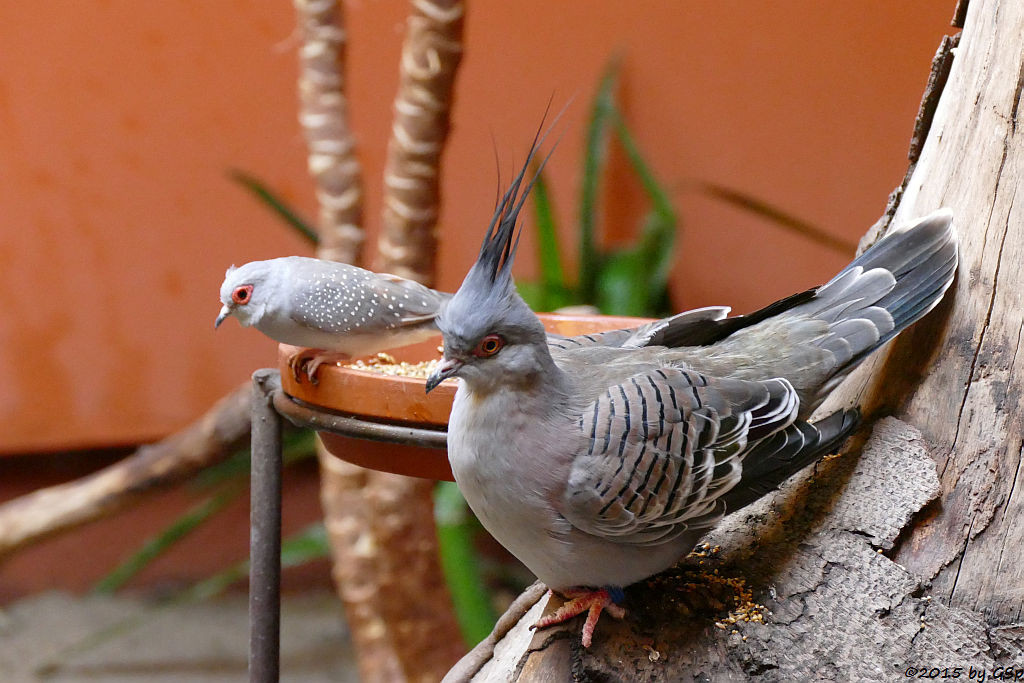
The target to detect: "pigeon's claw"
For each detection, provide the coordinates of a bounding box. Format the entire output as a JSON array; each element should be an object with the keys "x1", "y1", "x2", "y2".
[
  {"x1": 530, "y1": 588, "x2": 626, "y2": 648},
  {"x1": 286, "y1": 349, "x2": 349, "y2": 385}
]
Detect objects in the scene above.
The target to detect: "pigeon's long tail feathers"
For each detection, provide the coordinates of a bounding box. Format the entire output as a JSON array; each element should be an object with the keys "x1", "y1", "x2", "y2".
[
  {"x1": 791, "y1": 209, "x2": 957, "y2": 407},
  {"x1": 819, "y1": 209, "x2": 957, "y2": 341},
  {"x1": 719, "y1": 408, "x2": 860, "y2": 513}
]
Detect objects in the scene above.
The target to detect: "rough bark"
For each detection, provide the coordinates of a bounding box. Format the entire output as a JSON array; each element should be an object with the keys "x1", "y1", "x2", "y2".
[
  {"x1": 0, "y1": 383, "x2": 251, "y2": 559},
  {"x1": 376, "y1": 0, "x2": 464, "y2": 286},
  {"x1": 292, "y1": 3, "x2": 405, "y2": 679},
  {"x1": 295, "y1": 0, "x2": 365, "y2": 265},
  {"x1": 364, "y1": 469, "x2": 467, "y2": 679},
  {"x1": 448, "y1": 0, "x2": 1024, "y2": 678},
  {"x1": 830, "y1": 0, "x2": 1024, "y2": 628},
  {"x1": 317, "y1": 454, "x2": 406, "y2": 682}
]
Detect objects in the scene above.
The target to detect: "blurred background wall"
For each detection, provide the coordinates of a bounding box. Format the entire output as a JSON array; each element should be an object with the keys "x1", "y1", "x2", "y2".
[{"x1": 0, "y1": 1, "x2": 952, "y2": 453}]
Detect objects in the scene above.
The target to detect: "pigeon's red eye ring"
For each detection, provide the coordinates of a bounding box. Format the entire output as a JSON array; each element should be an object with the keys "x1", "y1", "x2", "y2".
[
  {"x1": 472, "y1": 334, "x2": 505, "y2": 358},
  {"x1": 232, "y1": 285, "x2": 254, "y2": 305}
]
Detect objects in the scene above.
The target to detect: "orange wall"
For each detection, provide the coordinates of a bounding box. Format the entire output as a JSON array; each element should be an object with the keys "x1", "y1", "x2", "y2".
[{"x1": 0, "y1": 2, "x2": 953, "y2": 452}]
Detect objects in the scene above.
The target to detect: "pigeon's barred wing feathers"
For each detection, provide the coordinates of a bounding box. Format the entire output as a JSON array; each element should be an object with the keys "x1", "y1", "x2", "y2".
[
  {"x1": 717, "y1": 407, "x2": 859, "y2": 512},
  {"x1": 560, "y1": 368, "x2": 801, "y2": 547}
]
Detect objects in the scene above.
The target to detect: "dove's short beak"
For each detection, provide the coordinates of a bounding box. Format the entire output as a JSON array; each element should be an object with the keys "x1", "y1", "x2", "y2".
[
  {"x1": 425, "y1": 357, "x2": 463, "y2": 393},
  {"x1": 214, "y1": 305, "x2": 232, "y2": 329}
]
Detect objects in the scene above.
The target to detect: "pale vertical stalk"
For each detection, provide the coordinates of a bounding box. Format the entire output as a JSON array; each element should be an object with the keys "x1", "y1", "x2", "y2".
[
  {"x1": 294, "y1": 1, "x2": 465, "y2": 680},
  {"x1": 317, "y1": 455, "x2": 405, "y2": 682},
  {"x1": 295, "y1": 0, "x2": 364, "y2": 265},
  {"x1": 293, "y1": 2, "x2": 406, "y2": 680},
  {"x1": 376, "y1": 0, "x2": 465, "y2": 286}
]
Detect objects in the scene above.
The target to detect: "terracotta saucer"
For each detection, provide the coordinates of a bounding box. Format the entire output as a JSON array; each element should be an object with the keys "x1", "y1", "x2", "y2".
[{"x1": 279, "y1": 313, "x2": 653, "y2": 480}]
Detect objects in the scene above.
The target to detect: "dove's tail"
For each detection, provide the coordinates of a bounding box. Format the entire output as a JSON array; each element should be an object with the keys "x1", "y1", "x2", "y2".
[{"x1": 790, "y1": 209, "x2": 958, "y2": 408}]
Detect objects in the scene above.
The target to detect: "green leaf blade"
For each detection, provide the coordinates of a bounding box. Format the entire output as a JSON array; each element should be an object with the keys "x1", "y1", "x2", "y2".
[
  {"x1": 91, "y1": 486, "x2": 243, "y2": 595},
  {"x1": 530, "y1": 172, "x2": 576, "y2": 310},
  {"x1": 229, "y1": 169, "x2": 320, "y2": 247},
  {"x1": 699, "y1": 182, "x2": 855, "y2": 255},
  {"x1": 578, "y1": 57, "x2": 621, "y2": 303},
  {"x1": 434, "y1": 482, "x2": 497, "y2": 646}
]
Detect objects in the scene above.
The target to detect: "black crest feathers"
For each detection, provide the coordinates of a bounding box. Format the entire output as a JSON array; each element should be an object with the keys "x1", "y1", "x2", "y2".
[{"x1": 474, "y1": 105, "x2": 565, "y2": 286}]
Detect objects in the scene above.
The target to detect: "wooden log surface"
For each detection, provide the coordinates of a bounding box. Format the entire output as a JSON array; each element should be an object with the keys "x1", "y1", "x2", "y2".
[{"x1": 827, "y1": 0, "x2": 1024, "y2": 625}]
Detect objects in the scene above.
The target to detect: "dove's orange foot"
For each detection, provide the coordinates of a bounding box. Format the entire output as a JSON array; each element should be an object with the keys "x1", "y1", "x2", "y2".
[
  {"x1": 286, "y1": 349, "x2": 350, "y2": 385},
  {"x1": 530, "y1": 587, "x2": 626, "y2": 647}
]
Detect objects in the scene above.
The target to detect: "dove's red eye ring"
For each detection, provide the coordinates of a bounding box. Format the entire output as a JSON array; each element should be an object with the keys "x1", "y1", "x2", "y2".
[
  {"x1": 472, "y1": 334, "x2": 505, "y2": 358},
  {"x1": 232, "y1": 285, "x2": 254, "y2": 305}
]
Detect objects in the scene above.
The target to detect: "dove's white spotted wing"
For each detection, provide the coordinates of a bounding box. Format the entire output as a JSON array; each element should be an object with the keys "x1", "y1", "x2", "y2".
[
  {"x1": 560, "y1": 368, "x2": 800, "y2": 547},
  {"x1": 287, "y1": 261, "x2": 448, "y2": 335}
]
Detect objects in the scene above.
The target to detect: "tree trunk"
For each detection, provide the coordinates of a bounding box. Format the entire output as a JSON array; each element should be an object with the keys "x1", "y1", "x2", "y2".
[
  {"x1": 361, "y1": 1, "x2": 469, "y2": 680},
  {"x1": 446, "y1": 1, "x2": 1024, "y2": 679},
  {"x1": 295, "y1": 0, "x2": 364, "y2": 266},
  {"x1": 376, "y1": 0, "x2": 464, "y2": 287},
  {"x1": 292, "y1": 3, "x2": 404, "y2": 680},
  {"x1": 843, "y1": 0, "x2": 1024, "y2": 626},
  {"x1": 295, "y1": 1, "x2": 466, "y2": 680}
]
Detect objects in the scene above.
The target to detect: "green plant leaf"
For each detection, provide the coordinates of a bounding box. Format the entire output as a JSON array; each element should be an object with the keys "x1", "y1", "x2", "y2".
[
  {"x1": 611, "y1": 109, "x2": 676, "y2": 224},
  {"x1": 516, "y1": 280, "x2": 545, "y2": 311},
  {"x1": 578, "y1": 57, "x2": 621, "y2": 303},
  {"x1": 595, "y1": 247, "x2": 653, "y2": 315},
  {"x1": 634, "y1": 209, "x2": 677, "y2": 316},
  {"x1": 280, "y1": 521, "x2": 330, "y2": 567},
  {"x1": 530, "y1": 172, "x2": 575, "y2": 310},
  {"x1": 229, "y1": 169, "x2": 320, "y2": 246},
  {"x1": 191, "y1": 447, "x2": 251, "y2": 490},
  {"x1": 610, "y1": 108, "x2": 679, "y2": 314},
  {"x1": 94, "y1": 429, "x2": 318, "y2": 596},
  {"x1": 434, "y1": 481, "x2": 497, "y2": 646},
  {"x1": 193, "y1": 428, "x2": 317, "y2": 491},
  {"x1": 183, "y1": 522, "x2": 329, "y2": 603},
  {"x1": 91, "y1": 485, "x2": 244, "y2": 594},
  {"x1": 698, "y1": 181, "x2": 856, "y2": 255}
]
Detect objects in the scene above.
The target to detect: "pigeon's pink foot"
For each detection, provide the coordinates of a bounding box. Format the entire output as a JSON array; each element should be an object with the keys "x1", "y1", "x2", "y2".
[
  {"x1": 286, "y1": 349, "x2": 349, "y2": 385},
  {"x1": 531, "y1": 587, "x2": 626, "y2": 647}
]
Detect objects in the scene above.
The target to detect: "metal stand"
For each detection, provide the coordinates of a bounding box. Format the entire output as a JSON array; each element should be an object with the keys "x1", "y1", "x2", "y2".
[
  {"x1": 250, "y1": 371, "x2": 282, "y2": 683},
  {"x1": 248, "y1": 369, "x2": 447, "y2": 682}
]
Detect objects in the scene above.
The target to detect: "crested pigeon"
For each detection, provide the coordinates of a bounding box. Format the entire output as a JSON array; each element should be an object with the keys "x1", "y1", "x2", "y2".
[
  {"x1": 426, "y1": 145, "x2": 958, "y2": 647},
  {"x1": 216, "y1": 256, "x2": 451, "y2": 382}
]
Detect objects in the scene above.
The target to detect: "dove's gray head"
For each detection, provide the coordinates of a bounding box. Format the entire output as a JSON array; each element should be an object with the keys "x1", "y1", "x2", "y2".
[
  {"x1": 426, "y1": 138, "x2": 555, "y2": 395},
  {"x1": 215, "y1": 260, "x2": 278, "y2": 329}
]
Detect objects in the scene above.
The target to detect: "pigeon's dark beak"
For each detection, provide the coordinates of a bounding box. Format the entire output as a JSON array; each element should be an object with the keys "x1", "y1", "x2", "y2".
[
  {"x1": 425, "y1": 357, "x2": 463, "y2": 393},
  {"x1": 214, "y1": 304, "x2": 232, "y2": 329}
]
